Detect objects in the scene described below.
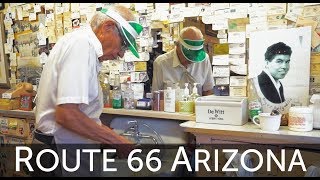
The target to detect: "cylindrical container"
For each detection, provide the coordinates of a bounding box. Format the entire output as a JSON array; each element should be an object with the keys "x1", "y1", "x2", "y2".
[
  {"x1": 159, "y1": 90, "x2": 164, "y2": 111},
  {"x1": 153, "y1": 91, "x2": 160, "y2": 111},
  {"x1": 288, "y1": 106, "x2": 313, "y2": 132}
]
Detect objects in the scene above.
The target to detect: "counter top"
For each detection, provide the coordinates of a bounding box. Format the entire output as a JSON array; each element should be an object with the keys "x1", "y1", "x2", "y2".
[
  {"x1": 0, "y1": 108, "x2": 195, "y2": 121},
  {"x1": 102, "y1": 108, "x2": 196, "y2": 121},
  {"x1": 180, "y1": 121, "x2": 320, "y2": 144}
]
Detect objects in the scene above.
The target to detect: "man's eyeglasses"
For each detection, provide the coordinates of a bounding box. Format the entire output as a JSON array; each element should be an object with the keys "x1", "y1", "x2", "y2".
[{"x1": 115, "y1": 25, "x2": 129, "y2": 52}]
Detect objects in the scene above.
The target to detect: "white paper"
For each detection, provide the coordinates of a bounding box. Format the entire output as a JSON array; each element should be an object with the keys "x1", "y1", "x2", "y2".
[
  {"x1": 212, "y1": 66, "x2": 230, "y2": 77},
  {"x1": 219, "y1": 38, "x2": 228, "y2": 43},
  {"x1": 229, "y1": 43, "x2": 246, "y2": 54},
  {"x1": 16, "y1": 6, "x2": 23, "y2": 20},
  {"x1": 9, "y1": 53, "x2": 17, "y2": 66},
  {"x1": 212, "y1": 3, "x2": 230, "y2": 11},
  {"x1": 212, "y1": 18, "x2": 228, "y2": 30},
  {"x1": 182, "y1": 7, "x2": 201, "y2": 17},
  {"x1": 29, "y1": 12, "x2": 37, "y2": 21},
  {"x1": 228, "y1": 8, "x2": 248, "y2": 19},
  {"x1": 39, "y1": 52, "x2": 48, "y2": 64},
  {"x1": 228, "y1": 32, "x2": 246, "y2": 43},
  {"x1": 217, "y1": 33, "x2": 228, "y2": 39},
  {"x1": 201, "y1": 15, "x2": 215, "y2": 24},
  {"x1": 212, "y1": 55, "x2": 229, "y2": 65},
  {"x1": 229, "y1": 54, "x2": 246, "y2": 65},
  {"x1": 230, "y1": 76, "x2": 247, "y2": 86},
  {"x1": 246, "y1": 23, "x2": 268, "y2": 38},
  {"x1": 267, "y1": 3, "x2": 287, "y2": 15},
  {"x1": 34, "y1": 3, "x2": 41, "y2": 12},
  {"x1": 230, "y1": 64, "x2": 247, "y2": 75},
  {"x1": 250, "y1": 15, "x2": 267, "y2": 24},
  {"x1": 215, "y1": 77, "x2": 230, "y2": 85}
]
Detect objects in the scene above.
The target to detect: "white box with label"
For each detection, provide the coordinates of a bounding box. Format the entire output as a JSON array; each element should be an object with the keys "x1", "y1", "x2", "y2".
[{"x1": 195, "y1": 96, "x2": 248, "y2": 126}]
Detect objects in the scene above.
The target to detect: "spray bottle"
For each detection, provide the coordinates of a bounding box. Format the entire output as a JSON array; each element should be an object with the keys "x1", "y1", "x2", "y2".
[{"x1": 179, "y1": 83, "x2": 193, "y2": 114}]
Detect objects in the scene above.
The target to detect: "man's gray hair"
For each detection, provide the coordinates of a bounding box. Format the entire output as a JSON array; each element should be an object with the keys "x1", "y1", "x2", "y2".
[{"x1": 90, "y1": 5, "x2": 136, "y2": 31}]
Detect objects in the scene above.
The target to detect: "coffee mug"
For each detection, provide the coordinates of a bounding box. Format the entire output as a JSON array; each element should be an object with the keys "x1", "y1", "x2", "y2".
[{"x1": 252, "y1": 113, "x2": 281, "y2": 131}]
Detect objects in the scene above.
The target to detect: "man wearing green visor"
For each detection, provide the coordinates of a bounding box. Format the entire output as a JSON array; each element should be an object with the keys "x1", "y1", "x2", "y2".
[
  {"x1": 152, "y1": 26, "x2": 214, "y2": 95},
  {"x1": 32, "y1": 5, "x2": 142, "y2": 176}
]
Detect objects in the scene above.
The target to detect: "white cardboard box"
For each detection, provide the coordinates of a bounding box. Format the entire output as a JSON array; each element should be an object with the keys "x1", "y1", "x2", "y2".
[{"x1": 195, "y1": 96, "x2": 248, "y2": 126}]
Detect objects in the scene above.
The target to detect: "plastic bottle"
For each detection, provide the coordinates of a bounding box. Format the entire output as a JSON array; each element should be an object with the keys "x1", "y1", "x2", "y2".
[
  {"x1": 123, "y1": 77, "x2": 135, "y2": 109},
  {"x1": 189, "y1": 83, "x2": 200, "y2": 113},
  {"x1": 174, "y1": 83, "x2": 183, "y2": 112},
  {"x1": 189, "y1": 83, "x2": 200, "y2": 101},
  {"x1": 248, "y1": 78, "x2": 262, "y2": 120},
  {"x1": 179, "y1": 83, "x2": 193, "y2": 114},
  {"x1": 182, "y1": 83, "x2": 190, "y2": 101},
  {"x1": 112, "y1": 73, "x2": 122, "y2": 109},
  {"x1": 164, "y1": 87, "x2": 175, "y2": 113}
]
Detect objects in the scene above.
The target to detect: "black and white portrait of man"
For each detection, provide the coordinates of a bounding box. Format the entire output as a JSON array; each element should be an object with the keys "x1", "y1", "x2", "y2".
[
  {"x1": 249, "y1": 27, "x2": 312, "y2": 114},
  {"x1": 258, "y1": 42, "x2": 292, "y2": 104}
]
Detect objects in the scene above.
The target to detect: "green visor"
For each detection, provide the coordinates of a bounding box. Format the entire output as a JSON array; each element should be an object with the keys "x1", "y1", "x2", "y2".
[
  {"x1": 100, "y1": 8, "x2": 143, "y2": 58},
  {"x1": 179, "y1": 38, "x2": 206, "y2": 63}
]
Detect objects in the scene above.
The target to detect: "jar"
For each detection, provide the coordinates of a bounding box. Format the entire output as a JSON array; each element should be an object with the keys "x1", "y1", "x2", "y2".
[{"x1": 288, "y1": 106, "x2": 313, "y2": 132}]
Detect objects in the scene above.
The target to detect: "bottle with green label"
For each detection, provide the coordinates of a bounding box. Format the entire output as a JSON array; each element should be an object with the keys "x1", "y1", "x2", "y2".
[
  {"x1": 248, "y1": 78, "x2": 262, "y2": 120},
  {"x1": 112, "y1": 73, "x2": 122, "y2": 109}
]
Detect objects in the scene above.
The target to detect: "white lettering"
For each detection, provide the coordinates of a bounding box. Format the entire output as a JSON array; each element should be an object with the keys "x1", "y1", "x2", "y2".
[
  {"x1": 171, "y1": 146, "x2": 192, "y2": 172},
  {"x1": 195, "y1": 149, "x2": 211, "y2": 171},
  {"x1": 62, "y1": 149, "x2": 80, "y2": 172},
  {"x1": 36, "y1": 149, "x2": 59, "y2": 172},
  {"x1": 82, "y1": 149, "x2": 101, "y2": 171},
  {"x1": 103, "y1": 149, "x2": 117, "y2": 172},
  {"x1": 242, "y1": 149, "x2": 263, "y2": 172},
  {"x1": 222, "y1": 149, "x2": 238, "y2": 172},
  {"x1": 288, "y1": 149, "x2": 306, "y2": 172},
  {"x1": 16, "y1": 146, "x2": 33, "y2": 171},
  {"x1": 267, "y1": 149, "x2": 285, "y2": 172}
]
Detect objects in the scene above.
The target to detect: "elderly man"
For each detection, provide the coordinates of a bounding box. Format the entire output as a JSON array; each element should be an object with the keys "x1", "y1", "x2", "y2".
[
  {"x1": 32, "y1": 5, "x2": 142, "y2": 176},
  {"x1": 152, "y1": 26, "x2": 214, "y2": 96},
  {"x1": 257, "y1": 42, "x2": 292, "y2": 104}
]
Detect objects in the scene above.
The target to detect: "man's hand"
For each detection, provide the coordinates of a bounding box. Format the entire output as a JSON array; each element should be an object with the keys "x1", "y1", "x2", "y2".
[{"x1": 115, "y1": 136, "x2": 136, "y2": 159}]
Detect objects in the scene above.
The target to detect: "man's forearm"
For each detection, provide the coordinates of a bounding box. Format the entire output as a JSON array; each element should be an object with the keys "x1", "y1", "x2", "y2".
[{"x1": 55, "y1": 104, "x2": 131, "y2": 144}]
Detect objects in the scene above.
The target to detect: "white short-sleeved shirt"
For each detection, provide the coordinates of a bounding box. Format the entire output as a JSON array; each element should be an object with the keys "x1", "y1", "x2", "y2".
[
  {"x1": 35, "y1": 26, "x2": 103, "y2": 144},
  {"x1": 152, "y1": 47, "x2": 214, "y2": 95}
]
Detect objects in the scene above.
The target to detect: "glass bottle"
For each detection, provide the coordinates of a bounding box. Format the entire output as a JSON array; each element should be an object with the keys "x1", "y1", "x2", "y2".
[
  {"x1": 248, "y1": 78, "x2": 262, "y2": 120},
  {"x1": 123, "y1": 79, "x2": 135, "y2": 109},
  {"x1": 112, "y1": 73, "x2": 122, "y2": 109}
]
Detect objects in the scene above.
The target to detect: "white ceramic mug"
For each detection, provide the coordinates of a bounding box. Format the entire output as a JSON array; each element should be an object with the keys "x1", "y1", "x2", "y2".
[{"x1": 252, "y1": 113, "x2": 281, "y2": 131}]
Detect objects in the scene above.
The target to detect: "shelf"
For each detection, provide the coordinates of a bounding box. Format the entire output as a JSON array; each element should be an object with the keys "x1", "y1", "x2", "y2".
[
  {"x1": 102, "y1": 108, "x2": 196, "y2": 121},
  {"x1": 0, "y1": 109, "x2": 35, "y2": 119}
]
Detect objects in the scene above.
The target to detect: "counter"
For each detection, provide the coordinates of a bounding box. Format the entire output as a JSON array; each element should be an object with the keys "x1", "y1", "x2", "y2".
[
  {"x1": 0, "y1": 108, "x2": 195, "y2": 121},
  {"x1": 102, "y1": 108, "x2": 195, "y2": 121},
  {"x1": 180, "y1": 121, "x2": 320, "y2": 144}
]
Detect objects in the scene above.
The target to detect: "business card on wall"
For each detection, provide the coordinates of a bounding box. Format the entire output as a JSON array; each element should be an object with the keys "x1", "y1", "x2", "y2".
[
  {"x1": 230, "y1": 76, "x2": 247, "y2": 86},
  {"x1": 230, "y1": 86, "x2": 247, "y2": 97}
]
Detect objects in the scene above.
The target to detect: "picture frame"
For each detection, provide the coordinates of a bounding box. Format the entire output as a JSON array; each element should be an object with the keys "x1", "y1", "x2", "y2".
[{"x1": 0, "y1": 12, "x2": 10, "y2": 88}]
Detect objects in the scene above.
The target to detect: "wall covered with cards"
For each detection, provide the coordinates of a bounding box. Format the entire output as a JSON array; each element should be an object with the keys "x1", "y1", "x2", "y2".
[{"x1": 0, "y1": 3, "x2": 320, "y2": 102}]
